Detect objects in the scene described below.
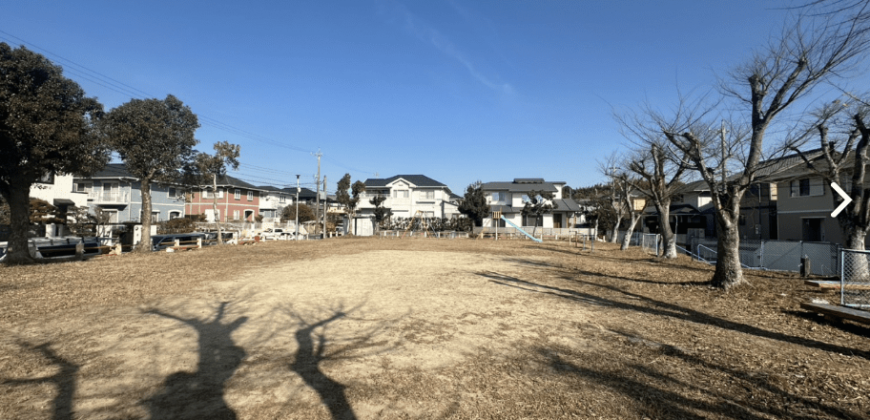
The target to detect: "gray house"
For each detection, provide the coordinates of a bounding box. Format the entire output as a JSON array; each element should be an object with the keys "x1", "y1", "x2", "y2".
[{"x1": 73, "y1": 163, "x2": 186, "y2": 223}]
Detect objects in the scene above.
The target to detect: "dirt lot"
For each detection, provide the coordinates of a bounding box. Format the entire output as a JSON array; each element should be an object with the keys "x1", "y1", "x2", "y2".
[{"x1": 0, "y1": 238, "x2": 868, "y2": 419}]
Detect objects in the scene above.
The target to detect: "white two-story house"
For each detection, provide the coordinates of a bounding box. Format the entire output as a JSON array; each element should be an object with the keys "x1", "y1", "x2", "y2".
[
  {"x1": 357, "y1": 175, "x2": 458, "y2": 225},
  {"x1": 257, "y1": 186, "x2": 293, "y2": 222},
  {"x1": 481, "y1": 178, "x2": 584, "y2": 229}
]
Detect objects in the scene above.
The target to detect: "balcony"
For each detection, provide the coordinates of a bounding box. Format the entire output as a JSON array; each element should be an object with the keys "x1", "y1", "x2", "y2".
[{"x1": 88, "y1": 191, "x2": 128, "y2": 204}]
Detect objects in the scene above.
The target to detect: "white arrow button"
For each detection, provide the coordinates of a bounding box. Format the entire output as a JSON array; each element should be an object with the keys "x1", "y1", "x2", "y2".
[{"x1": 831, "y1": 182, "x2": 852, "y2": 217}]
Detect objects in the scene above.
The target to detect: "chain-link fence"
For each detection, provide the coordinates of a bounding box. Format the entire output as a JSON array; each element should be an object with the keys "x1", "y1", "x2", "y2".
[
  {"x1": 686, "y1": 238, "x2": 839, "y2": 276},
  {"x1": 641, "y1": 233, "x2": 660, "y2": 256},
  {"x1": 840, "y1": 249, "x2": 870, "y2": 308}
]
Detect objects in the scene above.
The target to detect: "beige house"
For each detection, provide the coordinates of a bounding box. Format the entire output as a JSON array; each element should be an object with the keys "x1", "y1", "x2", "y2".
[{"x1": 761, "y1": 149, "x2": 853, "y2": 243}]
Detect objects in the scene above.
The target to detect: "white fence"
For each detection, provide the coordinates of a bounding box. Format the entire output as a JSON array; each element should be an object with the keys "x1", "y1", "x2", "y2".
[
  {"x1": 686, "y1": 238, "x2": 839, "y2": 276},
  {"x1": 472, "y1": 226, "x2": 596, "y2": 240}
]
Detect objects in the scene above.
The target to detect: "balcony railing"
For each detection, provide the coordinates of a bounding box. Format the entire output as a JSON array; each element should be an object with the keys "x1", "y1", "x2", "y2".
[{"x1": 88, "y1": 191, "x2": 128, "y2": 203}]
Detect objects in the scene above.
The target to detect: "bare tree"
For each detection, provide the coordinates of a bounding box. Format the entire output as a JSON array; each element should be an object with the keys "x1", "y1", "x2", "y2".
[
  {"x1": 660, "y1": 17, "x2": 869, "y2": 288},
  {"x1": 597, "y1": 153, "x2": 628, "y2": 243},
  {"x1": 790, "y1": 99, "x2": 870, "y2": 249},
  {"x1": 614, "y1": 172, "x2": 645, "y2": 251},
  {"x1": 625, "y1": 140, "x2": 689, "y2": 259}
]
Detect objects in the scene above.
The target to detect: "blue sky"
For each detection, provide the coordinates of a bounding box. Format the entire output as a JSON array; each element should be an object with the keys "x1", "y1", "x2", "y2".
[{"x1": 2, "y1": 1, "x2": 825, "y2": 194}]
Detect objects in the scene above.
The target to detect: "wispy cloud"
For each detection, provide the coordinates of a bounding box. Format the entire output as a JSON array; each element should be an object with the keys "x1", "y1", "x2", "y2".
[{"x1": 379, "y1": 0, "x2": 514, "y2": 95}]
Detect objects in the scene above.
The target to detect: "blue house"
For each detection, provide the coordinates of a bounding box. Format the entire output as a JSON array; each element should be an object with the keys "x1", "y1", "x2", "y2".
[{"x1": 73, "y1": 164, "x2": 186, "y2": 223}]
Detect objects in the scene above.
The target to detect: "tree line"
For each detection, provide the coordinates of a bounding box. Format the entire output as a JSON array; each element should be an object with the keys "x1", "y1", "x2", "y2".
[
  {"x1": 0, "y1": 43, "x2": 241, "y2": 263},
  {"x1": 588, "y1": 2, "x2": 870, "y2": 288}
]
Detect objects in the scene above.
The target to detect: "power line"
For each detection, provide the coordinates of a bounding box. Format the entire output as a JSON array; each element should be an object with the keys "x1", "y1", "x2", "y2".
[
  {"x1": 0, "y1": 30, "x2": 313, "y2": 155},
  {"x1": 1, "y1": 30, "x2": 382, "y2": 177}
]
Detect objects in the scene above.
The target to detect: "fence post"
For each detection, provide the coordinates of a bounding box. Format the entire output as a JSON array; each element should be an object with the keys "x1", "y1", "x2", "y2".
[
  {"x1": 840, "y1": 248, "x2": 845, "y2": 306},
  {"x1": 760, "y1": 240, "x2": 765, "y2": 269}
]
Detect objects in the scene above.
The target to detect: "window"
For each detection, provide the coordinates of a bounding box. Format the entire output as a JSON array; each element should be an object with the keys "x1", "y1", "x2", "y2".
[
  {"x1": 218, "y1": 189, "x2": 224, "y2": 198},
  {"x1": 234, "y1": 189, "x2": 241, "y2": 200},
  {"x1": 280, "y1": 195, "x2": 286, "y2": 204},
  {"x1": 203, "y1": 189, "x2": 211, "y2": 199},
  {"x1": 491, "y1": 192, "x2": 505, "y2": 202},
  {"x1": 168, "y1": 187, "x2": 177, "y2": 198},
  {"x1": 169, "y1": 211, "x2": 180, "y2": 220},
  {"x1": 421, "y1": 191, "x2": 435, "y2": 200},
  {"x1": 37, "y1": 171, "x2": 55, "y2": 184},
  {"x1": 799, "y1": 179, "x2": 810, "y2": 196},
  {"x1": 152, "y1": 211, "x2": 160, "y2": 222},
  {"x1": 247, "y1": 191, "x2": 254, "y2": 201},
  {"x1": 790, "y1": 178, "x2": 824, "y2": 197},
  {"x1": 393, "y1": 190, "x2": 409, "y2": 198},
  {"x1": 76, "y1": 182, "x2": 92, "y2": 193},
  {"x1": 233, "y1": 210, "x2": 240, "y2": 220}
]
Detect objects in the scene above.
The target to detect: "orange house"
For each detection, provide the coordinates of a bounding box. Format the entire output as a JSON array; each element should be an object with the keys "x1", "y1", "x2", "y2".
[{"x1": 187, "y1": 175, "x2": 263, "y2": 222}]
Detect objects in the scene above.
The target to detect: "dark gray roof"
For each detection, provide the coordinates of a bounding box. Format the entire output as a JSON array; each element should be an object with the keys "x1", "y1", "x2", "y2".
[
  {"x1": 281, "y1": 187, "x2": 317, "y2": 199},
  {"x1": 552, "y1": 199, "x2": 584, "y2": 212},
  {"x1": 364, "y1": 175, "x2": 447, "y2": 188},
  {"x1": 481, "y1": 178, "x2": 563, "y2": 193},
  {"x1": 80, "y1": 164, "x2": 261, "y2": 191},
  {"x1": 84, "y1": 163, "x2": 137, "y2": 180},
  {"x1": 257, "y1": 185, "x2": 290, "y2": 193},
  {"x1": 213, "y1": 174, "x2": 261, "y2": 190}
]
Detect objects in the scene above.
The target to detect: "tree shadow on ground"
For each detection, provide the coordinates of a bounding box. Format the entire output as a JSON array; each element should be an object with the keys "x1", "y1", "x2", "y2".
[
  {"x1": 1, "y1": 340, "x2": 78, "y2": 420},
  {"x1": 479, "y1": 271, "x2": 869, "y2": 358},
  {"x1": 142, "y1": 301, "x2": 247, "y2": 420},
  {"x1": 535, "y1": 343, "x2": 863, "y2": 420},
  {"x1": 572, "y1": 268, "x2": 709, "y2": 286},
  {"x1": 283, "y1": 302, "x2": 397, "y2": 420},
  {"x1": 784, "y1": 309, "x2": 870, "y2": 337}
]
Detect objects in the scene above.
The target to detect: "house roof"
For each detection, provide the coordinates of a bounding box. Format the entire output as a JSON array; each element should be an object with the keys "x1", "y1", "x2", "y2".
[
  {"x1": 257, "y1": 185, "x2": 290, "y2": 194},
  {"x1": 83, "y1": 163, "x2": 138, "y2": 180},
  {"x1": 552, "y1": 199, "x2": 584, "y2": 212},
  {"x1": 281, "y1": 187, "x2": 317, "y2": 199},
  {"x1": 754, "y1": 148, "x2": 825, "y2": 179},
  {"x1": 212, "y1": 174, "x2": 262, "y2": 190},
  {"x1": 482, "y1": 178, "x2": 564, "y2": 193},
  {"x1": 364, "y1": 175, "x2": 447, "y2": 188},
  {"x1": 79, "y1": 164, "x2": 263, "y2": 191}
]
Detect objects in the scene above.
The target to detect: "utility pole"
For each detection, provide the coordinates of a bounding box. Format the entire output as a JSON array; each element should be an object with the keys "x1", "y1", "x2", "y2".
[
  {"x1": 295, "y1": 174, "x2": 300, "y2": 241},
  {"x1": 313, "y1": 149, "x2": 322, "y2": 236},
  {"x1": 322, "y1": 175, "x2": 328, "y2": 239}
]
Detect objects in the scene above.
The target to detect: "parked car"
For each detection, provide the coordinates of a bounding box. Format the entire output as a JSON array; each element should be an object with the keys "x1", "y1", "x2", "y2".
[
  {"x1": 260, "y1": 228, "x2": 295, "y2": 240},
  {"x1": 151, "y1": 233, "x2": 206, "y2": 251}
]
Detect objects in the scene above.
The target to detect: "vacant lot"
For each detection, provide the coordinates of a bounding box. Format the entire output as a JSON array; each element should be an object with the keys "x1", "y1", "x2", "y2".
[{"x1": 1, "y1": 238, "x2": 868, "y2": 419}]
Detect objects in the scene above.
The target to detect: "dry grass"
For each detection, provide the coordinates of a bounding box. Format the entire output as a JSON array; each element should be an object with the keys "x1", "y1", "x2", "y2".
[{"x1": 0, "y1": 238, "x2": 868, "y2": 419}]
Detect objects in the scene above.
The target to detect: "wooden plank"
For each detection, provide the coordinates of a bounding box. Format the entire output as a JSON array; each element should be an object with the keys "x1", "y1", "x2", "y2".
[
  {"x1": 800, "y1": 302, "x2": 870, "y2": 325},
  {"x1": 804, "y1": 280, "x2": 870, "y2": 290}
]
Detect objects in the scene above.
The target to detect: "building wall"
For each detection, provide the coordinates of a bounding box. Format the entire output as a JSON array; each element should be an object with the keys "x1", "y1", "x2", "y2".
[
  {"x1": 129, "y1": 182, "x2": 187, "y2": 222},
  {"x1": 187, "y1": 187, "x2": 261, "y2": 222},
  {"x1": 357, "y1": 183, "x2": 452, "y2": 219},
  {"x1": 31, "y1": 174, "x2": 88, "y2": 208}
]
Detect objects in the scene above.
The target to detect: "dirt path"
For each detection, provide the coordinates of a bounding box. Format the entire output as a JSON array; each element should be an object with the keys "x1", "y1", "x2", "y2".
[{"x1": 1, "y1": 239, "x2": 868, "y2": 419}]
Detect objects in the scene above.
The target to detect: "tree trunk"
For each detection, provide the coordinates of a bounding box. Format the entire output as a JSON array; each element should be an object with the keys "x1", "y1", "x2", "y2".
[
  {"x1": 610, "y1": 215, "x2": 622, "y2": 243},
  {"x1": 656, "y1": 203, "x2": 678, "y2": 258},
  {"x1": 620, "y1": 214, "x2": 641, "y2": 251},
  {"x1": 3, "y1": 185, "x2": 35, "y2": 264},
  {"x1": 213, "y1": 175, "x2": 223, "y2": 245},
  {"x1": 136, "y1": 178, "x2": 153, "y2": 252},
  {"x1": 710, "y1": 212, "x2": 746, "y2": 289}
]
